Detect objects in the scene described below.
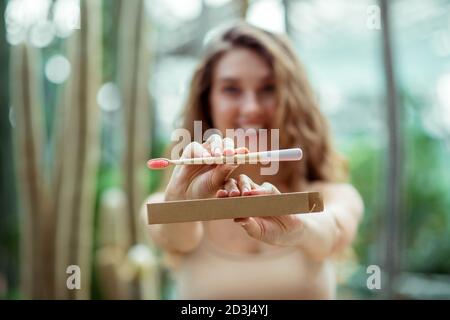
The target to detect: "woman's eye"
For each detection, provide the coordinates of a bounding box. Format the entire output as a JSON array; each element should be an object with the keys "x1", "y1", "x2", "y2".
[
  {"x1": 223, "y1": 86, "x2": 241, "y2": 95},
  {"x1": 261, "y1": 85, "x2": 275, "y2": 93}
]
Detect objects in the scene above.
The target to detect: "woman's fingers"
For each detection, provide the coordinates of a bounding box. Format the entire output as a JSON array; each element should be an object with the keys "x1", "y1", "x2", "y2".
[
  {"x1": 219, "y1": 178, "x2": 280, "y2": 198},
  {"x1": 217, "y1": 177, "x2": 242, "y2": 198},
  {"x1": 248, "y1": 182, "x2": 281, "y2": 196},
  {"x1": 234, "y1": 174, "x2": 281, "y2": 196},
  {"x1": 206, "y1": 134, "x2": 223, "y2": 156},
  {"x1": 235, "y1": 217, "x2": 263, "y2": 239},
  {"x1": 216, "y1": 189, "x2": 228, "y2": 198},
  {"x1": 224, "y1": 178, "x2": 240, "y2": 197},
  {"x1": 237, "y1": 174, "x2": 256, "y2": 195},
  {"x1": 181, "y1": 141, "x2": 210, "y2": 159},
  {"x1": 210, "y1": 163, "x2": 239, "y2": 188},
  {"x1": 204, "y1": 134, "x2": 249, "y2": 158},
  {"x1": 234, "y1": 147, "x2": 249, "y2": 154},
  {"x1": 223, "y1": 137, "x2": 235, "y2": 156}
]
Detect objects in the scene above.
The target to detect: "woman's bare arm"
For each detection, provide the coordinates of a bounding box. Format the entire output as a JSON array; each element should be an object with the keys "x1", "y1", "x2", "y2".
[
  {"x1": 294, "y1": 182, "x2": 364, "y2": 261},
  {"x1": 225, "y1": 175, "x2": 363, "y2": 262},
  {"x1": 141, "y1": 192, "x2": 204, "y2": 253}
]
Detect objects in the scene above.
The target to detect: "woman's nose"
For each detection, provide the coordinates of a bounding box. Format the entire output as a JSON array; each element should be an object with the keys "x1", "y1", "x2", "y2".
[{"x1": 241, "y1": 92, "x2": 261, "y2": 114}]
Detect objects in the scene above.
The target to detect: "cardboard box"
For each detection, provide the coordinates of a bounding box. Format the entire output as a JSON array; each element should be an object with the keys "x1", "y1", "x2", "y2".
[{"x1": 147, "y1": 191, "x2": 324, "y2": 224}]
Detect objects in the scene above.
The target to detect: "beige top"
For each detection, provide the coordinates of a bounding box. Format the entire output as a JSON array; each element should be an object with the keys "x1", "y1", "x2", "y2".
[{"x1": 171, "y1": 221, "x2": 337, "y2": 300}]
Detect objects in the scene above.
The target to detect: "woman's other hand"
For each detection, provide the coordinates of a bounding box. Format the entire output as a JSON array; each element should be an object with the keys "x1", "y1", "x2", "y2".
[{"x1": 217, "y1": 174, "x2": 304, "y2": 247}]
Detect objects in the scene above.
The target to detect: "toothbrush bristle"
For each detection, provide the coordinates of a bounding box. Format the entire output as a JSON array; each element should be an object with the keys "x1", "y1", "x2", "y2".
[{"x1": 147, "y1": 159, "x2": 169, "y2": 169}]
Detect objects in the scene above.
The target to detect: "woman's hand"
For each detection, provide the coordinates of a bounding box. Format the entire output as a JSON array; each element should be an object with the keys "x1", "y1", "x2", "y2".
[
  {"x1": 165, "y1": 134, "x2": 248, "y2": 201},
  {"x1": 217, "y1": 174, "x2": 304, "y2": 247},
  {"x1": 152, "y1": 135, "x2": 247, "y2": 254}
]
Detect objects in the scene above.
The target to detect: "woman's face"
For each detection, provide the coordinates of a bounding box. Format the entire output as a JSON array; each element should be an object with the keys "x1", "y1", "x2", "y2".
[{"x1": 209, "y1": 48, "x2": 277, "y2": 134}]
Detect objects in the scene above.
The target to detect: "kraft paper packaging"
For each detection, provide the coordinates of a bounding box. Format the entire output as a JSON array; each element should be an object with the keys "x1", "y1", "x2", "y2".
[{"x1": 147, "y1": 192, "x2": 324, "y2": 224}]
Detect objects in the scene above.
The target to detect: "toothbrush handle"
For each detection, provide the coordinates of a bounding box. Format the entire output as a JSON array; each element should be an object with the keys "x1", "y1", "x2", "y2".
[
  {"x1": 170, "y1": 148, "x2": 303, "y2": 165},
  {"x1": 256, "y1": 148, "x2": 303, "y2": 162}
]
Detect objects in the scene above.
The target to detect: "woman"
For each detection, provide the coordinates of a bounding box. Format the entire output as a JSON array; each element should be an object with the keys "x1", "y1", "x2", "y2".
[{"x1": 144, "y1": 22, "x2": 364, "y2": 299}]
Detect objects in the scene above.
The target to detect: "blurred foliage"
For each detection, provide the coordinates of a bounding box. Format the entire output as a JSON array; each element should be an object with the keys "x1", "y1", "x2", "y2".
[
  {"x1": 347, "y1": 136, "x2": 383, "y2": 265},
  {"x1": 402, "y1": 92, "x2": 450, "y2": 274},
  {"x1": 343, "y1": 89, "x2": 450, "y2": 296}
]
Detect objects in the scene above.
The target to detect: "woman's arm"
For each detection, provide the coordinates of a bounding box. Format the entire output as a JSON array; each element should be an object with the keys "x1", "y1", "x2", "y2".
[
  {"x1": 142, "y1": 135, "x2": 245, "y2": 254},
  {"x1": 292, "y1": 182, "x2": 364, "y2": 261},
  {"x1": 141, "y1": 192, "x2": 204, "y2": 253},
  {"x1": 228, "y1": 176, "x2": 364, "y2": 262}
]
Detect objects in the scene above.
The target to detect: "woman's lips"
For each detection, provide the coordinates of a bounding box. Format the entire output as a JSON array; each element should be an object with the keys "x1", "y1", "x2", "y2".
[{"x1": 237, "y1": 123, "x2": 265, "y2": 130}]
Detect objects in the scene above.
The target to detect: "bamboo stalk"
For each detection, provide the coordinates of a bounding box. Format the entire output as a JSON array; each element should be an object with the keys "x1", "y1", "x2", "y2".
[
  {"x1": 127, "y1": 244, "x2": 160, "y2": 300},
  {"x1": 96, "y1": 247, "x2": 132, "y2": 300},
  {"x1": 116, "y1": 0, "x2": 158, "y2": 299},
  {"x1": 10, "y1": 44, "x2": 49, "y2": 298},
  {"x1": 117, "y1": 0, "x2": 152, "y2": 246},
  {"x1": 96, "y1": 188, "x2": 133, "y2": 299},
  {"x1": 98, "y1": 188, "x2": 130, "y2": 250},
  {"x1": 54, "y1": 0, "x2": 102, "y2": 299}
]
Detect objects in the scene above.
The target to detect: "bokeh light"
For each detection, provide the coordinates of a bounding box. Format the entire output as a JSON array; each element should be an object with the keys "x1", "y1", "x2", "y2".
[
  {"x1": 45, "y1": 55, "x2": 71, "y2": 84},
  {"x1": 97, "y1": 82, "x2": 121, "y2": 112},
  {"x1": 5, "y1": 0, "x2": 52, "y2": 46},
  {"x1": 53, "y1": 0, "x2": 80, "y2": 38},
  {"x1": 247, "y1": 0, "x2": 285, "y2": 33},
  {"x1": 29, "y1": 20, "x2": 55, "y2": 48},
  {"x1": 204, "y1": 0, "x2": 230, "y2": 7}
]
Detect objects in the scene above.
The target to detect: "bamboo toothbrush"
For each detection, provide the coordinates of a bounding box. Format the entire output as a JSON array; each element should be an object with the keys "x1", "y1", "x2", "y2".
[{"x1": 147, "y1": 148, "x2": 302, "y2": 170}]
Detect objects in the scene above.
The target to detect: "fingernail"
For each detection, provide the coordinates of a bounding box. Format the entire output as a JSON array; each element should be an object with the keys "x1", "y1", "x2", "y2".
[
  {"x1": 240, "y1": 222, "x2": 247, "y2": 227},
  {"x1": 214, "y1": 148, "x2": 222, "y2": 156},
  {"x1": 224, "y1": 148, "x2": 234, "y2": 156},
  {"x1": 230, "y1": 190, "x2": 240, "y2": 197},
  {"x1": 236, "y1": 147, "x2": 249, "y2": 153}
]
